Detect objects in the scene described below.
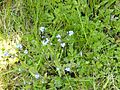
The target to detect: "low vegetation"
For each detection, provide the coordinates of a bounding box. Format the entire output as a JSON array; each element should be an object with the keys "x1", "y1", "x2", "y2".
[{"x1": 0, "y1": 0, "x2": 120, "y2": 89}]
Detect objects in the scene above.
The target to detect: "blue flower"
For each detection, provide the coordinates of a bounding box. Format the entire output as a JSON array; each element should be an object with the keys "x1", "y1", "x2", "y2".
[
  {"x1": 67, "y1": 31, "x2": 74, "y2": 36},
  {"x1": 35, "y1": 73, "x2": 40, "y2": 79},
  {"x1": 60, "y1": 43, "x2": 65, "y2": 47},
  {"x1": 56, "y1": 34, "x2": 61, "y2": 39},
  {"x1": 39, "y1": 27, "x2": 45, "y2": 32},
  {"x1": 65, "y1": 67, "x2": 70, "y2": 72},
  {"x1": 24, "y1": 50, "x2": 28, "y2": 54},
  {"x1": 4, "y1": 51, "x2": 9, "y2": 56},
  {"x1": 41, "y1": 36, "x2": 46, "y2": 39},
  {"x1": 42, "y1": 38, "x2": 49, "y2": 45},
  {"x1": 16, "y1": 44, "x2": 23, "y2": 50}
]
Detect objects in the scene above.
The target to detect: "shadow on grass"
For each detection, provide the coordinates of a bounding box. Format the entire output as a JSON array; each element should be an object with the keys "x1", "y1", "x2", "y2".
[{"x1": 0, "y1": 32, "x2": 22, "y2": 89}]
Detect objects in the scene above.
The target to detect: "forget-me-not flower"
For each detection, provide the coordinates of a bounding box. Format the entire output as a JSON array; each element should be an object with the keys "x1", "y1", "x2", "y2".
[
  {"x1": 4, "y1": 51, "x2": 9, "y2": 56},
  {"x1": 35, "y1": 73, "x2": 40, "y2": 79},
  {"x1": 24, "y1": 50, "x2": 28, "y2": 54},
  {"x1": 39, "y1": 27, "x2": 45, "y2": 32},
  {"x1": 42, "y1": 38, "x2": 49, "y2": 45},
  {"x1": 50, "y1": 43, "x2": 53, "y2": 45},
  {"x1": 65, "y1": 67, "x2": 70, "y2": 72},
  {"x1": 67, "y1": 31, "x2": 74, "y2": 36},
  {"x1": 41, "y1": 36, "x2": 46, "y2": 39},
  {"x1": 56, "y1": 67, "x2": 60, "y2": 71},
  {"x1": 56, "y1": 34, "x2": 61, "y2": 39},
  {"x1": 60, "y1": 43, "x2": 65, "y2": 47},
  {"x1": 16, "y1": 44, "x2": 23, "y2": 50},
  {"x1": 58, "y1": 39, "x2": 61, "y2": 42}
]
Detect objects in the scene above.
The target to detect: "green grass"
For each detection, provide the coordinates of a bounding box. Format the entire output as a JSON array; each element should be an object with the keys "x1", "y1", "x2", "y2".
[{"x1": 0, "y1": 0, "x2": 120, "y2": 89}]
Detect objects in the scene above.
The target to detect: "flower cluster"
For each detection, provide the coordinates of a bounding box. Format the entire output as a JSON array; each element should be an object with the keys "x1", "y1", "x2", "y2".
[
  {"x1": 39, "y1": 26, "x2": 50, "y2": 46},
  {"x1": 55, "y1": 31, "x2": 74, "y2": 48},
  {"x1": 42, "y1": 38, "x2": 49, "y2": 46},
  {"x1": 39, "y1": 26, "x2": 74, "y2": 48},
  {"x1": 56, "y1": 34, "x2": 65, "y2": 47},
  {"x1": 16, "y1": 44, "x2": 28, "y2": 55}
]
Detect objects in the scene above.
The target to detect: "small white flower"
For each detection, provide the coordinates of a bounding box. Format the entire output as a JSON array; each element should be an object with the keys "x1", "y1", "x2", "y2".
[
  {"x1": 42, "y1": 40, "x2": 47, "y2": 45},
  {"x1": 58, "y1": 39, "x2": 61, "y2": 42},
  {"x1": 56, "y1": 34, "x2": 61, "y2": 38},
  {"x1": 42, "y1": 38, "x2": 49, "y2": 45},
  {"x1": 111, "y1": 15, "x2": 114, "y2": 19},
  {"x1": 16, "y1": 44, "x2": 23, "y2": 50},
  {"x1": 39, "y1": 27, "x2": 45, "y2": 32},
  {"x1": 35, "y1": 73, "x2": 40, "y2": 79},
  {"x1": 41, "y1": 36, "x2": 45, "y2": 38},
  {"x1": 50, "y1": 43, "x2": 53, "y2": 45},
  {"x1": 60, "y1": 43, "x2": 65, "y2": 47},
  {"x1": 67, "y1": 31, "x2": 74, "y2": 36},
  {"x1": 114, "y1": 17, "x2": 119, "y2": 20},
  {"x1": 24, "y1": 50, "x2": 28, "y2": 54},
  {"x1": 111, "y1": 15, "x2": 119, "y2": 21},
  {"x1": 46, "y1": 38, "x2": 49, "y2": 42},
  {"x1": 56, "y1": 67, "x2": 60, "y2": 71},
  {"x1": 65, "y1": 67, "x2": 70, "y2": 72}
]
